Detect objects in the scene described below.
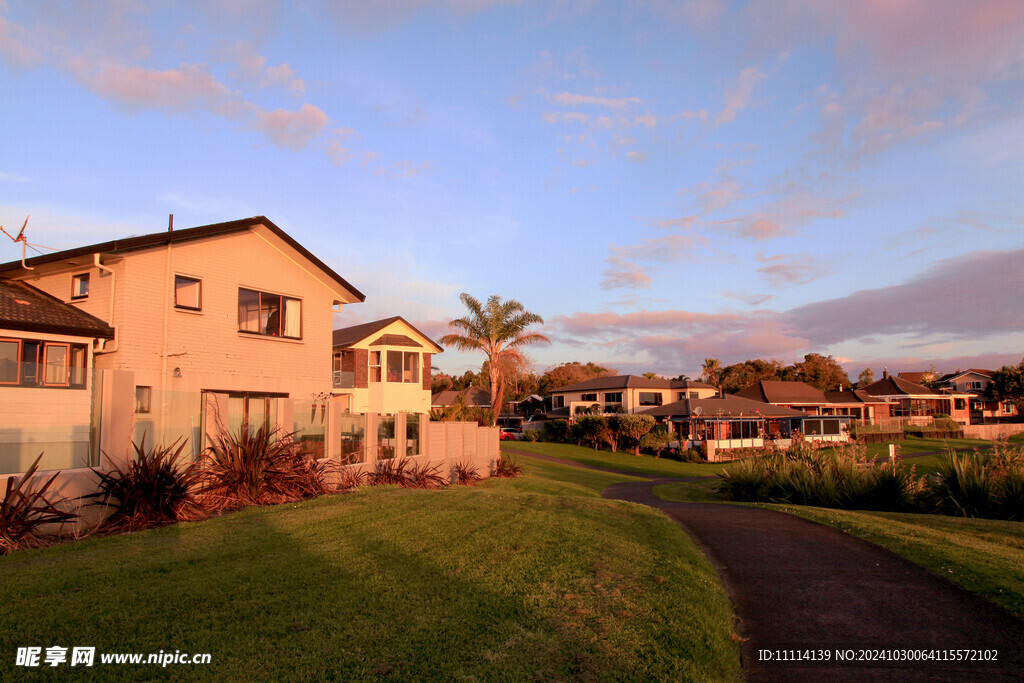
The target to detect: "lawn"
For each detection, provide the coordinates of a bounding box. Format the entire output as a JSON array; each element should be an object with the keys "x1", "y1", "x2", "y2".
[
  {"x1": 0, "y1": 462, "x2": 742, "y2": 681},
  {"x1": 503, "y1": 441, "x2": 730, "y2": 478}
]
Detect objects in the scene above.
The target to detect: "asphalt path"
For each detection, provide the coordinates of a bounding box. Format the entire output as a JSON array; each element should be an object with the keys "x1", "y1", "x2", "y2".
[{"x1": 503, "y1": 446, "x2": 1024, "y2": 681}]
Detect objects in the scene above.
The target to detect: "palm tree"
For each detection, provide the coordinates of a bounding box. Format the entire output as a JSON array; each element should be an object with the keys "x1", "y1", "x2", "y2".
[
  {"x1": 440, "y1": 294, "x2": 550, "y2": 425},
  {"x1": 701, "y1": 357, "x2": 722, "y2": 391}
]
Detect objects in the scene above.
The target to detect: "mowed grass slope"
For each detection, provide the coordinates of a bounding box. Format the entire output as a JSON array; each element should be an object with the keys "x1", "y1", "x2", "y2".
[
  {"x1": 505, "y1": 441, "x2": 729, "y2": 478},
  {"x1": 0, "y1": 462, "x2": 742, "y2": 681}
]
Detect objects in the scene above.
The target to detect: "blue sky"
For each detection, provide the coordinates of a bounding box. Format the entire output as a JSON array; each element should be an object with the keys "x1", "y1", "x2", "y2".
[{"x1": 2, "y1": 0, "x2": 1022, "y2": 378}]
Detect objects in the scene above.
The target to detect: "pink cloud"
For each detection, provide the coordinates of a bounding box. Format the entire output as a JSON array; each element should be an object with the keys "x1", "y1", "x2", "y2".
[
  {"x1": 716, "y1": 65, "x2": 766, "y2": 126},
  {"x1": 252, "y1": 103, "x2": 329, "y2": 149},
  {"x1": 552, "y1": 92, "x2": 642, "y2": 108},
  {"x1": 600, "y1": 257, "x2": 653, "y2": 290},
  {"x1": 78, "y1": 61, "x2": 242, "y2": 115},
  {"x1": 755, "y1": 252, "x2": 831, "y2": 287}
]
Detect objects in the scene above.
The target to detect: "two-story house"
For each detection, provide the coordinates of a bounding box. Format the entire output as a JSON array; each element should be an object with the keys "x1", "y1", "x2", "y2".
[
  {"x1": 548, "y1": 375, "x2": 718, "y2": 420},
  {"x1": 0, "y1": 216, "x2": 365, "y2": 458},
  {"x1": 937, "y1": 369, "x2": 1017, "y2": 423},
  {"x1": 331, "y1": 316, "x2": 441, "y2": 416}
]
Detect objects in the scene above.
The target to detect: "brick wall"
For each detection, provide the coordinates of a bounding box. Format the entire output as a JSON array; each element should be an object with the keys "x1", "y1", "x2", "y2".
[
  {"x1": 353, "y1": 348, "x2": 368, "y2": 388},
  {"x1": 422, "y1": 352, "x2": 431, "y2": 390}
]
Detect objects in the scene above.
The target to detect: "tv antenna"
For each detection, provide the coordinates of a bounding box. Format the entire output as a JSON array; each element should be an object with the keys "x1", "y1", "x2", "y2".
[
  {"x1": 1, "y1": 215, "x2": 57, "y2": 270},
  {"x1": 693, "y1": 406, "x2": 703, "y2": 416}
]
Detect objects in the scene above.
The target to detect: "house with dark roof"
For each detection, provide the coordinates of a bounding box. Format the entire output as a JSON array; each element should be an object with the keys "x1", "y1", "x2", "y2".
[
  {"x1": 735, "y1": 380, "x2": 891, "y2": 425},
  {"x1": 548, "y1": 375, "x2": 717, "y2": 419},
  {"x1": 431, "y1": 386, "x2": 492, "y2": 410},
  {"x1": 639, "y1": 394, "x2": 847, "y2": 461},
  {"x1": 332, "y1": 316, "x2": 442, "y2": 415},
  {"x1": 1, "y1": 279, "x2": 114, "y2": 473},
  {"x1": 0, "y1": 216, "x2": 365, "y2": 460},
  {"x1": 861, "y1": 373, "x2": 971, "y2": 425}
]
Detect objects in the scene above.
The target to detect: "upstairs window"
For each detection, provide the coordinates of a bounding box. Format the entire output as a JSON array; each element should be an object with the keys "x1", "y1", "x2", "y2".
[
  {"x1": 175, "y1": 275, "x2": 202, "y2": 310},
  {"x1": 581, "y1": 393, "x2": 597, "y2": 402},
  {"x1": 369, "y1": 351, "x2": 382, "y2": 382},
  {"x1": 639, "y1": 392, "x2": 663, "y2": 406},
  {"x1": 71, "y1": 273, "x2": 89, "y2": 300},
  {"x1": 0, "y1": 338, "x2": 88, "y2": 388},
  {"x1": 603, "y1": 392, "x2": 622, "y2": 403},
  {"x1": 238, "y1": 288, "x2": 301, "y2": 339},
  {"x1": 0, "y1": 339, "x2": 19, "y2": 384}
]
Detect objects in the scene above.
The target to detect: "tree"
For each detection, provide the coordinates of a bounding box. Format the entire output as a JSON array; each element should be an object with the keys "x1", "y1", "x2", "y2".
[
  {"x1": 719, "y1": 359, "x2": 784, "y2": 394},
  {"x1": 440, "y1": 293, "x2": 550, "y2": 425},
  {"x1": 538, "y1": 361, "x2": 616, "y2": 394},
  {"x1": 641, "y1": 372, "x2": 661, "y2": 379},
  {"x1": 990, "y1": 358, "x2": 1024, "y2": 417},
  {"x1": 701, "y1": 358, "x2": 722, "y2": 390},
  {"x1": 784, "y1": 353, "x2": 851, "y2": 391},
  {"x1": 431, "y1": 372, "x2": 455, "y2": 393},
  {"x1": 616, "y1": 414, "x2": 656, "y2": 456},
  {"x1": 858, "y1": 367, "x2": 875, "y2": 386}
]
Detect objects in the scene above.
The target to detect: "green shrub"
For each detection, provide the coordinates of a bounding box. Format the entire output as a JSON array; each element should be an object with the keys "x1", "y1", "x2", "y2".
[
  {"x1": 715, "y1": 458, "x2": 769, "y2": 502},
  {"x1": 542, "y1": 419, "x2": 570, "y2": 443},
  {"x1": 928, "y1": 451, "x2": 993, "y2": 518}
]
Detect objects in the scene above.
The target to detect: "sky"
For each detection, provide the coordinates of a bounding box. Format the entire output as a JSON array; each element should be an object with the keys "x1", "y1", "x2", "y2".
[{"x1": 1, "y1": 0, "x2": 1022, "y2": 380}]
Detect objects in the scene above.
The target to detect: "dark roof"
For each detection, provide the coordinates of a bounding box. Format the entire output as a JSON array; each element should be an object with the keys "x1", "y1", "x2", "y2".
[
  {"x1": 938, "y1": 369, "x2": 993, "y2": 382},
  {"x1": 640, "y1": 394, "x2": 805, "y2": 418},
  {"x1": 824, "y1": 389, "x2": 886, "y2": 404},
  {"x1": 735, "y1": 380, "x2": 827, "y2": 404},
  {"x1": 0, "y1": 279, "x2": 114, "y2": 339},
  {"x1": 862, "y1": 376, "x2": 940, "y2": 397},
  {"x1": 896, "y1": 371, "x2": 933, "y2": 385},
  {"x1": 332, "y1": 316, "x2": 442, "y2": 352},
  {"x1": 552, "y1": 374, "x2": 716, "y2": 393},
  {"x1": 431, "y1": 386, "x2": 491, "y2": 407},
  {"x1": 0, "y1": 216, "x2": 365, "y2": 303}
]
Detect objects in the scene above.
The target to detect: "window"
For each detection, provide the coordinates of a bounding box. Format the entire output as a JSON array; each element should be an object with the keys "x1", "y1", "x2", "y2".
[
  {"x1": 603, "y1": 392, "x2": 622, "y2": 403},
  {"x1": 237, "y1": 288, "x2": 301, "y2": 338},
  {"x1": 386, "y1": 350, "x2": 403, "y2": 382},
  {"x1": 378, "y1": 416, "x2": 396, "y2": 460},
  {"x1": 369, "y1": 351, "x2": 382, "y2": 382},
  {"x1": 1004, "y1": 402, "x2": 1014, "y2": 414},
  {"x1": 405, "y1": 414, "x2": 420, "y2": 457},
  {"x1": 403, "y1": 352, "x2": 419, "y2": 383},
  {"x1": 581, "y1": 393, "x2": 597, "y2": 402},
  {"x1": 689, "y1": 391, "x2": 700, "y2": 399},
  {"x1": 135, "y1": 386, "x2": 152, "y2": 414},
  {"x1": 639, "y1": 392, "x2": 663, "y2": 406},
  {"x1": 0, "y1": 338, "x2": 87, "y2": 388},
  {"x1": 552, "y1": 396, "x2": 565, "y2": 409},
  {"x1": 967, "y1": 380, "x2": 983, "y2": 390},
  {"x1": 174, "y1": 275, "x2": 201, "y2": 310},
  {"x1": 0, "y1": 339, "x2": 20, "y2": 384},
  {"x1": 71, "y1": 273, "x2": 89, "y2": 299}
]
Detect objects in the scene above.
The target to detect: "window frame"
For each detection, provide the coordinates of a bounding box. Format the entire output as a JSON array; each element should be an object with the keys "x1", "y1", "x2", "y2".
[
  {"x1": 135, "y1": 386, "x2": 152, "y2": 414},
  {"x1": 0, "y1": 338, "x2": 88, "y2": 389},
  {"x1": 0, "y1": 338, "x2": 21, "y2": 385},
  {"x1": 41, "y1": 343, "x2": 71, "y2": 387},
  {"x1": 638, "y1": 391, "x2": 663, "y2": 406},
  {"x1": 174, "y1": 275, "x2": 202, "y2": 311},
  {"x1": 237, "y1": 287, "x2": 302, "y2": 339},
  {"x1": 369, "y1": 351, "x2": 382, "y2": 383},
  {"x1": 71, "y1": 273, "x2": 90, "y2": 300},
  {"x1": 603, "y1": 392, "x2": 622, "y2": 403},
  {"x1": 581, "y1": 392, "x2": 598, "y2": 402}
]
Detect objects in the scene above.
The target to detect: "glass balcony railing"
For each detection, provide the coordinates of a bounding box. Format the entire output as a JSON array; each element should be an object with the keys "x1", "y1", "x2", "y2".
[{"x1": 333, "y1": 371, "x2": 355, "y2": 388}]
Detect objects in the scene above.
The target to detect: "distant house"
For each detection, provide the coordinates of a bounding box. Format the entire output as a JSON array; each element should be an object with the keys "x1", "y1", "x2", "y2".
[
  {"x1": 640, "y1": 394, "x2": 846, "y2": 461},
  {"x1": 936, "y1": 369, "x2": 1017, "y2": 423},
  {"x1": 331, "y1": 316, "x2": 442, "y2": 416},
  {"x1": 431, "y1": 385, "x2": 492, "y2": 410},
  {"x1": 735, "y1": 380, "x2": 891, "y2": 425},
  {"x1": 548, "y1": 375, "x2": 718, "y2": 419},
  {"x1": 897, "y1": 371, "x2": 937, "y2": 386},
  {"x1": 861, "y1": 373, "x2": 971, "y2": 425},
  {"x1": 1, "y1": 279, "x2": 114, "y2": 473}
]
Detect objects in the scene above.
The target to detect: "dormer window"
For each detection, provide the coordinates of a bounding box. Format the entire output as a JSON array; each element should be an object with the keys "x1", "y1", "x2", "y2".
[{"x1": 71, "y1": 273, "x2": 89, "y2": 300}]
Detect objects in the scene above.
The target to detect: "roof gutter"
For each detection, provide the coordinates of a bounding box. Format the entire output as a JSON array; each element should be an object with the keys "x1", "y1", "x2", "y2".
[{"x1": 92, "y1": 253, "x2": 118, "y2": 354}]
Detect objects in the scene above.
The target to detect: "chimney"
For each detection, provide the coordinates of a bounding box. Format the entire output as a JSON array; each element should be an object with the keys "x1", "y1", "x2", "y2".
[
  {"x1": 882, "y1": 367, "x2": 889, "y2": 379},
  {"x1": 168, "y1": 214, "x2": 174, "y2": 232}
]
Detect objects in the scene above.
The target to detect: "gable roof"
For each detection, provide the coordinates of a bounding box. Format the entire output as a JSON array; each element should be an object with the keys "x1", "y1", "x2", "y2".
[
  {"x1": 332, "y1": 316, "x2": 442, "y2": 352},
  {"x1": 641, "y1": 394, "x2": 806, "y2": 418},
  {"x1": 938, "y1": 369, "x2": 993, "y2": 382},
  {"x1": 896, "y1": 371, "x2": 933, "y2": 385},
  {"x1": 0, "y1": 279, "x2": 114, "y2": 339},
  {"x1": 862, "y1": 375, "x2": 941, "y2": 397},
  {"x1": 735, "y1": 380, "x2": 827, "y2": 404},
  {"x1": 0, "y1": 216, "x2": 365, "y2": 303},
  {"x1": 552, "y1": 374, "x2": 716, "y2": 393},
  {"x1": 431, "y1": 386, "x2": 491, "y2": 407}
]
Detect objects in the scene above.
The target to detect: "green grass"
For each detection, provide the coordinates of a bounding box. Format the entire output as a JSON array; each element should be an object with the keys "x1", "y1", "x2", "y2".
[
  {"x1": 0, "y1": 464, "x2": 741, "y2": 681},
  {"x1": 504, "y1": 441, "x2": 729, "y2": 478},
  {"x1": 766, "y1": 505, "x2": 1024, "y2": 621},
  {"x1": 499, "y1": 452, "x2": 647, "y2": 496}
]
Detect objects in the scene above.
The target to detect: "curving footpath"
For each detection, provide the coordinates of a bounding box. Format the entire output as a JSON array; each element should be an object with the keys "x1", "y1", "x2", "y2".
[{"x1": 505, "y1": 448, "x2": 1024, "y2": 681}]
